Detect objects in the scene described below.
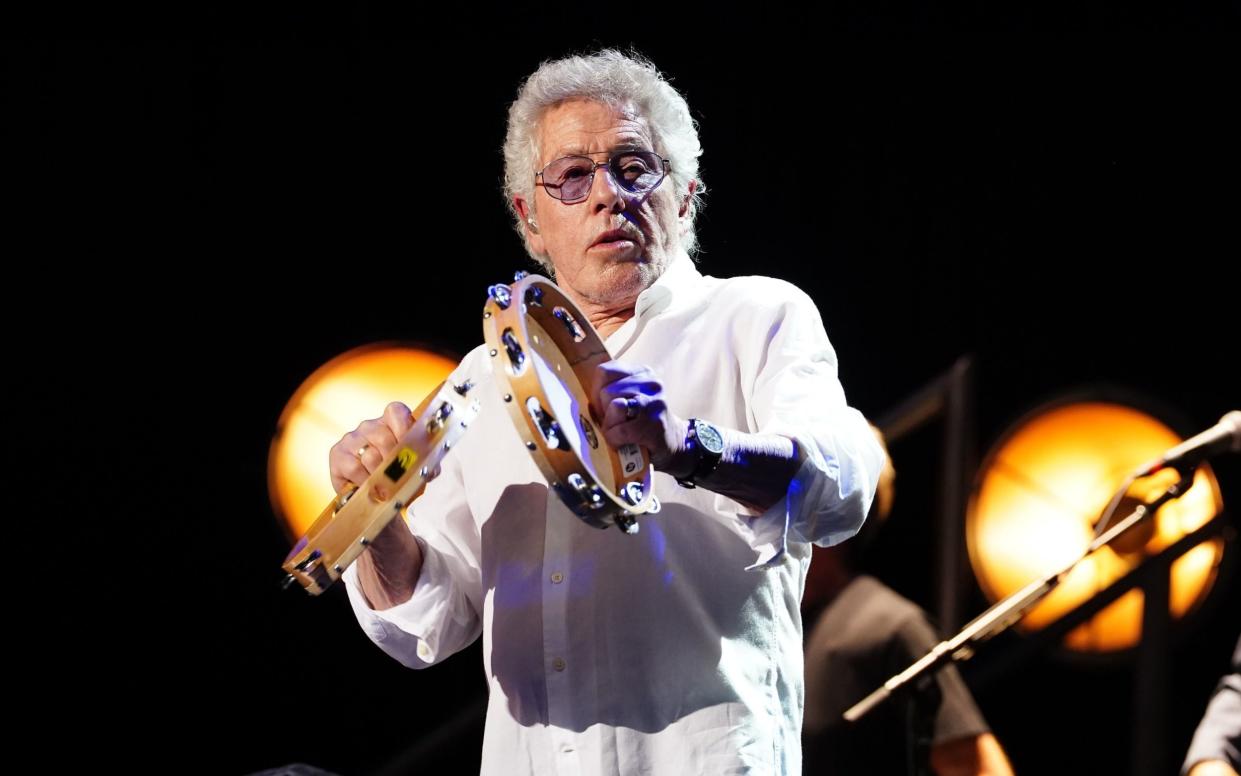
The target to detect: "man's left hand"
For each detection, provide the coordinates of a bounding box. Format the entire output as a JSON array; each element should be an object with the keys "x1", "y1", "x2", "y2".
[{"x1": 591, "y1": 360, "x2": 687, "y2": 473}]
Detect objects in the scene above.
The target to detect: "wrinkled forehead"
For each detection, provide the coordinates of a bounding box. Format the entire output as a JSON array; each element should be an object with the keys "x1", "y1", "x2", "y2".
[{"x1": 535, "y1": 98, "x2": 656, "y2": 167}]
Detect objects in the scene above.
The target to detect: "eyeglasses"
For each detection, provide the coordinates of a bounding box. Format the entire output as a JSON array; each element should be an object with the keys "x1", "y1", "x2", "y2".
[{"x1": 535, "y1": 150, "x2": 670, "y2": 204}]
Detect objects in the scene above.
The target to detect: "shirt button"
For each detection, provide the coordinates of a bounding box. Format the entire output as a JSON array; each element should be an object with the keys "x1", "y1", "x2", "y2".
[
  {"x1": 550, "y1": 572, "x2": 564, "y2": 584},
  {"x1": 416, "y1": 642, "x2": 432, "y2": 662},
  {"x1": 552, "y1": 657, "x2": 566, "y2": 672}
]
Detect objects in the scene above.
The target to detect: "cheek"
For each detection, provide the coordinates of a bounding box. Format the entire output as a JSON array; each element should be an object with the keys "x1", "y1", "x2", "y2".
[
  {"x1": 527, "y1": 226, "x2": 546, "y2": 255},
  {"x1": 545, "y1": 225, "x2": 577, "y2": 256},
  {"x1": 650, "y1": 190, "x2": 679, "y2": 223},
  {"x1": 553, "y1": 215, "x2": 593, "y2": 251},
  {"x1": 646, "y1": 201, "x2": 679, "y2": 243}
]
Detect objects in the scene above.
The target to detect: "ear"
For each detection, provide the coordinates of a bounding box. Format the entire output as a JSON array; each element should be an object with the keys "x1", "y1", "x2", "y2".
[
  {"x1": 513, "y1": 194, "x2": 545, "y2": 254},
  {"x1": 678, "y1": 179, "x2": 698, "y2": 219}
]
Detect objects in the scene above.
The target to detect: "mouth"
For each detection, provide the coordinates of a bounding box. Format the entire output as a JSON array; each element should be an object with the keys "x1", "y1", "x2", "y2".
[{"x1": 590, "y1": 228, "x2": 639, "y2": 250}]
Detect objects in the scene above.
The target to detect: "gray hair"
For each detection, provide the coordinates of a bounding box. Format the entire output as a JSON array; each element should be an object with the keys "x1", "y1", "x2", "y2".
[{"x1": 502, "y1": 49, "x2": 706, "y2": 270}]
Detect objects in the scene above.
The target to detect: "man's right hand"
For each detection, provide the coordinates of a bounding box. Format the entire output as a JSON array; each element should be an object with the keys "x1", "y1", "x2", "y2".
[
  {"x1": 329, "y1": 401, "x2": 425, "y2": 609},
  {"x1": 328, "y1": 401, "x2": 416, "y2": 492}
]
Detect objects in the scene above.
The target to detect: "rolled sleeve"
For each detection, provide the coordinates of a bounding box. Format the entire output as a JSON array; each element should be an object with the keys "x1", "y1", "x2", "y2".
[
  {"x1": 741, "y1": 281, "x2": 885, "y2": 568},
  {"x1": 342, "y1": 533, "x2": 481, "y2": 668},
  {"x1": 338, "y1": 358, "x2": 486, "y2": 667}
]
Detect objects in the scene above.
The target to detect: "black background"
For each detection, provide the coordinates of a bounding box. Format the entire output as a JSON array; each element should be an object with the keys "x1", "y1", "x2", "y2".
[{"x1": 8, "y1": 5, "x2": 1239, "y2": 774}]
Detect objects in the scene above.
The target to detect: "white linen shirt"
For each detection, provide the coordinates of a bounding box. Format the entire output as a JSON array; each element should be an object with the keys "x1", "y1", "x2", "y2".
[{"x1": 343, "y1": 253, "x2": 885, "y2": 775}]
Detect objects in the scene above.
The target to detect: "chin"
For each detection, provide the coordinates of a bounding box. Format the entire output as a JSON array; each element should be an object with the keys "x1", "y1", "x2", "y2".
[
  {"x1": 578, "y1": 261, "x2": 653, "y2": 305},
  {"x1": 612, "y1": 254, "x2": 660, "y2": 279}
]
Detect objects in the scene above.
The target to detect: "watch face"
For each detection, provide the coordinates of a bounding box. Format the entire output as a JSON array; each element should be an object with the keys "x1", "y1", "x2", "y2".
[{"x1": 695, "y1": 419, "x2": 725, "y2": 454}]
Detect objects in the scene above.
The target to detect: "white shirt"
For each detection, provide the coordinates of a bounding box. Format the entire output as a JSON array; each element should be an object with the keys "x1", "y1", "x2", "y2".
[{"x1": 343, "y1": 253, "x2": 885, "y2": 775}]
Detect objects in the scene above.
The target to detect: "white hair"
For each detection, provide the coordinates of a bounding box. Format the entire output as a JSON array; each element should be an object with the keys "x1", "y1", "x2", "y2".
[{"x1": 502, "y1": 49, "x2": 706, "y2": 270}]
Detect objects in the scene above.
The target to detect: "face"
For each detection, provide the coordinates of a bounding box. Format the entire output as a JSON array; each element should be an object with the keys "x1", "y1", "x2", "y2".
[{"x1": 515, "y1": 99, "x2": 689, "y2": 311}]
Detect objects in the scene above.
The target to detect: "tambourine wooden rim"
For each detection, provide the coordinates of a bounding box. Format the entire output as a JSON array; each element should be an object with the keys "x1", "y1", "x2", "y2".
[
  {"x1": 482, "y1": 272, "x2": 657, "y2": 533},
  {"x1": 281, "y1": 379, "x2": 480, "y2": 595}
]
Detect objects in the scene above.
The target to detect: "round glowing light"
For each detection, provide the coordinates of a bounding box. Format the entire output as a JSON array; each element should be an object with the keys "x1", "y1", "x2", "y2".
[
  {"x1": 268, "y1": 345, "x2": 457, "y2": 540},
  {"x1": 967, "y1": 401, "x2": 1225, "y2": 653}
]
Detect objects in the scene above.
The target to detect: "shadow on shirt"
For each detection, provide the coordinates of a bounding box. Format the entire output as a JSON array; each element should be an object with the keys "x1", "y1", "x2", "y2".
[{"x1": 481, "y1": 482, "x2": 787, "y2": 734}]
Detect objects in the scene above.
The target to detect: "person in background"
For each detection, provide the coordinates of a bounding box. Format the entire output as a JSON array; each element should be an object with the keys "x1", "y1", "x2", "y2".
[
  {"x1": 1183, "y1": 634, "x2": 1241, "y2": 776},
  {"x1": 802, "y1": 425, "x2": 1014, "y2": 776}
]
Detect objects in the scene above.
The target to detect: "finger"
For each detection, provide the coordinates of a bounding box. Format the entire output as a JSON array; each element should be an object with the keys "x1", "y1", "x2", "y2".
[
  {"x1": 595, "y1": 383, "x2": 659, "y2": 429},
  {"x1": 592, "y1": 362, "x2": 651, "y2": 411},
  {"x1": 602, "y1": 394, "x2": 644, "y2": 431},
  {"x1": 600, "y1": 416, "x2": 647, "y2": 448},
  {"x1": 354, "y1": 441, "x2": 385, "y2": 472},
  {"x1": 592, "y1": 360, "x2": 634, "y2": 393},
  {"x1": 382, "y1": 401, "x2": 415, "y2": 440},
  {"x1": 597, "y1": 372, "x2": 662, "y2": 402},
  {"x1": 600, "y1": 398, "x2": 676, "y2": 468},
  {"x1": 330, "y1": 433, "x2": 374, "y2": 492},
  {"x1": 356, "y1": 419, "x2": 400, "y2": 461},
  {"x1": 331, "y1": 459, "x2": 370, "y2": 493}
]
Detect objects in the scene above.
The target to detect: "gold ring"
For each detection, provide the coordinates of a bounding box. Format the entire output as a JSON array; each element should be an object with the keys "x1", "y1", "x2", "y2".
[{"x1": 355, "y1": 444, "x2": 371, "y2": 460}]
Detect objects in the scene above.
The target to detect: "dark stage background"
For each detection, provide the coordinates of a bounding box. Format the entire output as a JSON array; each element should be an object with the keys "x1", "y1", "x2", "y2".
[{"x1": 9, "y1": 6, "x2": 1239, "y2": 775}]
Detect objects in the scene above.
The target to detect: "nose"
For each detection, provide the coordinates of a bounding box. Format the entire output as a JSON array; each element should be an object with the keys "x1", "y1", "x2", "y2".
[{"x1": 589, "y1": 163, "x2": 626, "y2": 216}]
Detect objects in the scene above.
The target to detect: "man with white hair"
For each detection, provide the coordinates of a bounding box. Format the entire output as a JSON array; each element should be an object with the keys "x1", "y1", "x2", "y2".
[{"x1": 331, "y1": 50, "x2": 885, "y2": 775}]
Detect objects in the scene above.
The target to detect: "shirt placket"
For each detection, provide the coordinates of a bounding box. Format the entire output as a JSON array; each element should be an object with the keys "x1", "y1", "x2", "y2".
[{"x1": 542, "y1": 502, "x2": 582, "y2": 774}]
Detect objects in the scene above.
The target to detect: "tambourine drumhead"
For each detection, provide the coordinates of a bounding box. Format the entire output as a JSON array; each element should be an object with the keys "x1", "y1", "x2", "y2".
[
  {"x1": 524, "y1": 313, "x2": 645, "y2": 487},
  {"x1": 282, "y1": 379, "x2": 479, "y2": 595},
  {"x1": 483, "y1": 272, "x2": 657, "y2": 532}
]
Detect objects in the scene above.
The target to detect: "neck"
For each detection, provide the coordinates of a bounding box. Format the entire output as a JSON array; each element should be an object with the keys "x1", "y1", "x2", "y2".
[
  {"x1": 586, "y1": 306, "x2": 636, "y2": 339},
  {"x1": 557, "y1": 287, "x2": 638, "y2": 339}
]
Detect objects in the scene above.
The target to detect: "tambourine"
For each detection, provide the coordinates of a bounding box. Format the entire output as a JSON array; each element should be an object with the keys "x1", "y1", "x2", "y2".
[
  {"x1": 483, "y1": 271, "x2": 659, "y2": 534},
  {"x1": 281, "y1": 379, "x2": 480, "y2": 594}
]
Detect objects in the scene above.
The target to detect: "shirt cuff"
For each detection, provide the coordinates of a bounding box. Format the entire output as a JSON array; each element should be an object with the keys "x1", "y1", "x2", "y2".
[
  {"x1": 736, "y1": 422, "x2": 877, "y2": 570},
  {"x1": 342, "y1": 535, "x2": 463, "y2": 666},
  {"x1": 731, "y1": 453, "x2": 813, "y2": 571}
]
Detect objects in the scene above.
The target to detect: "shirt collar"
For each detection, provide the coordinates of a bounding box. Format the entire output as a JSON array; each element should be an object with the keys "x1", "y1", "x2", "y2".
[
  {"x1": 605, "y1": 249, "x2": 703, "y2": 354},
  {"x1": 633, "y1": 249, "x2": 702, "y2": 320}
]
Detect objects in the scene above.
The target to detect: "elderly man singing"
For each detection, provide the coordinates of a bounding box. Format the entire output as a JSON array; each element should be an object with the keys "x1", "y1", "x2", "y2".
[{"x1": 330, "y1": 49, "x2": 885, "y2": 775}]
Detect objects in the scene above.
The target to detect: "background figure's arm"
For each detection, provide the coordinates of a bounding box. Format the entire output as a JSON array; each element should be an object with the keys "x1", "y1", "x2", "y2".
[
  {"x1": 1183, "y1": 637, "x2": 1241, "y2": 775},
  {"x1": 930, "y1": 733, "x2": 1015, "y2": 776}
]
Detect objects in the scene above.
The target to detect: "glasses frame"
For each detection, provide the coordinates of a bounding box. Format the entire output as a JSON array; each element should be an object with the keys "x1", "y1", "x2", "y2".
[{"x1": 535, "y1": 150, "x2": 671, "y2": 204}]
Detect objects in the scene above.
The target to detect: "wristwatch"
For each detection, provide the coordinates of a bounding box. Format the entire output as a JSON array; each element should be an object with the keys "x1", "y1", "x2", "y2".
[{"x1": 676, "y1": 418, "x2": 725, "y2": 488}]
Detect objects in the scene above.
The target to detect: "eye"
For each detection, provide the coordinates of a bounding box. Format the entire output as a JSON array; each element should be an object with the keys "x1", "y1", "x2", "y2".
[
  {"x1": 617, "y1": 165, "x2": 652, "y2": 185},
  {"x1": 545, "y1": 157, "x2": 594, "y2": 185}
]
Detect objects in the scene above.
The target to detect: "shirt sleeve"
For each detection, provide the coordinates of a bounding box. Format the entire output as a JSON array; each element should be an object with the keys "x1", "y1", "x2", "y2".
[
  {"x1": 341, "y1": 360, "x2": 486, "y2": 668},
  {"x1": 735, "y1": 278, "x2": 886, "y2": 568}
]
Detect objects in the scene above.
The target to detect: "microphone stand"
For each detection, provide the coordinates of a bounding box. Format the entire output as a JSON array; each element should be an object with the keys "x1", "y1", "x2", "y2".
[{"x1": 843, "y1": 465, "x2": 1198, "y2": 767}]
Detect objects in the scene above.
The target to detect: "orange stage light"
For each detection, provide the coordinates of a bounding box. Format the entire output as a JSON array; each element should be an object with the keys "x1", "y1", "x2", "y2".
[
  {"x1": 967, "y1": 401, "x2": 1225, "y2": 653},
  {"x1": 268, "y1": 344, "x2": 457, "y2": 540}
]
